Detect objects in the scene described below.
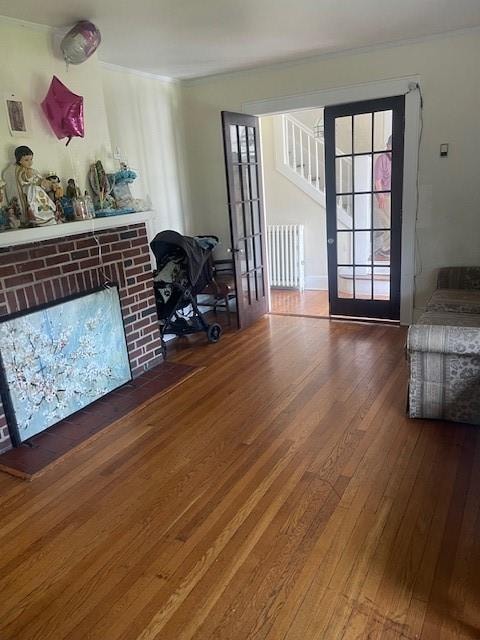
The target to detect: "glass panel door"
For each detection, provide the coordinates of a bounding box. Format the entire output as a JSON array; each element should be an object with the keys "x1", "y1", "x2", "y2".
[
  {"x1": 324, "y1": 96, "x2": 405, "y2": 320},
  {"x1": 222, "y1": 112, "x2": 268, "y2": 328}
]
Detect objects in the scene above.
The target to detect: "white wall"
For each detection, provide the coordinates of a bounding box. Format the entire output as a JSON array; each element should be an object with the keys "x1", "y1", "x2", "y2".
[
  {"x1": 179, "y1": 29, "x2": 480, "y2": 315},
  {"x1": 0, "y1": 18, "x2": 190, "y2": 243},
  {"x1": 100, "y1": 65, "x2": 187, "y2": 237},
  {"x1": 261, "y1": 115, "x2": 327, "y2": 289},
  {"x1": 0, "y1": 20, "x2": 111, "y2": 194}
]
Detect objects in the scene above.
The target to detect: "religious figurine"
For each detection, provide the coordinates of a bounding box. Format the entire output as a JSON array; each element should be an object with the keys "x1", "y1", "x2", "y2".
[
  {"x1": 45, "y1": 173, "x2": 64, "y2": 202},
  {"x1": 0, "y1": 178, "x2": 7, "y2": 208},
  {"x1": 66, "y1": 178, "x2": 80, "y2": 200},
  {"x1": 2, "y1": 146, "x2": 56, "y2": 226},
  {"x1": 6, "y1": 197, "x2": 22, "y2": 229}
]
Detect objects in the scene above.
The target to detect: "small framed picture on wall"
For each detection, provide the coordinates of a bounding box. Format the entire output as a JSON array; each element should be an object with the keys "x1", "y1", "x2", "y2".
[{"x1": 4, "y1": 94, "x2": 28, "y2": 136}]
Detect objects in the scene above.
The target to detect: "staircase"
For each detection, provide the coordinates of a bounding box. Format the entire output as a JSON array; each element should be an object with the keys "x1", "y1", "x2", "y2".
[
  {"x1": 272, "y1": 114, "x2": 389, "y2": 298},
  {"x1": 273, "y1": 114, "x2": 352, "y2": 222}
]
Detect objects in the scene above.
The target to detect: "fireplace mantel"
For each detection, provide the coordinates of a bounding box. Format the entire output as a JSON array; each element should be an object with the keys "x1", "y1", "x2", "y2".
[
  {"x1": 0, "y1": 213, "x2": 163, "y2": 454},
  {"x1": 0, "y1": 211, "x2": 154, "y2": 249}
]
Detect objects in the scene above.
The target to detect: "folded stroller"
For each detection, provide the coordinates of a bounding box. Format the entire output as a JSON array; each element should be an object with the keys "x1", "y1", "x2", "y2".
[{"x1": 150, "y1": 230, "x2": 222, "y2": 358}]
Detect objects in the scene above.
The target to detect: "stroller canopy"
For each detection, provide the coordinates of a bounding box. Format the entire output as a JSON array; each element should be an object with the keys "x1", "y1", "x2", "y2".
[{"x1": 150, "y1": 230, "x2": 218, "y2": 287}]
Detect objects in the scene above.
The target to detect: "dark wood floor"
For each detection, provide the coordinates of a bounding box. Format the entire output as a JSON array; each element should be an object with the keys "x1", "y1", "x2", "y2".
[{"x1": 0, "y1": 315, "x2": 479, "y2": 639}]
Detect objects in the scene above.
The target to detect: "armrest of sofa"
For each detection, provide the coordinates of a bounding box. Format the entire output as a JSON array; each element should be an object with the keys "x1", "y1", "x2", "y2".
[
  {"x1": 437, "y1": 267, "x2": 480, "y2": 290},
  {"x1": 407, "y1": 322, "x2": 480, "y2": 356}
]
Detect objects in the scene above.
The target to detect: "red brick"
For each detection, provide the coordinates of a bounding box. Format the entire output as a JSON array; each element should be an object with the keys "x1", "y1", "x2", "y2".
[
  {"x1": 0, "y1": 265, "x2": 15, "y2": 278},
  {"x1": 57, "y1": 241, "x2": 75, "y2": 253},
  {"x1": 17, "y1": 259, "x2": 46, "y2": 273},
  {"x1": 128, "y1": 347, "x2": 143, "y2": 361},
  {"x1": 98, "y1": 233, "x2": 120, "y2": 244},
  {"x1": 44, "y1": 280, "x2": 54, "y2": 302},
  {"x1": 110, "y1": 241, "x2": 131, "y2": 252},
  {"x1": 124, "y1": 265, "x2": 144, "y2": 277},
  {"x1": 35, "y1": 266, "x2": 62, "y2": 280},
  {"x1": 132, "y1": 317, "x2": 155, "y2": 332},
  {"x1": 126, "y1": 284, "x2": 146, "y2": 296},
  {"x1": 4, "y1": 272, "x2": 35, "y2": 288},
  {"x1": 30, "y1": 245, "x2": 58, "y2": 258},
  {"x1": 71, "y1": 250, "x2": 89, "y2": 260},
  {"x1": 103, "y1": 252, "x2": 123, "y2": 264},
  {"x1": 16, "y1": 289, "x2": 27, "y2": 309},
  {"x1": 79, "y1": 258, "x2": 100, "y2": 270},
  {"x1": 25, "y1": 286, "x2": 36, "y2": 306},
  {"x1": 34, "y1": 283, "x2": 47, "y2": 305},
  {"x1": 46, "y1": 254, "x2": 70, "y2": 266},
  {"x1": 62, "y1": 263, "x2": 78, "y2": 274},
  {"x1": 137, "y1": 352, "x2": 155, "y2": 366},
  {"x1": 131, "y1": 237, "x2": 148, "y2": 248},
  {"x1": 0, "y1": 250, "x2": 29, "y2": 265},
  {"x1": 135, "y1": 335, "x2": 154, "y2": 349},
  {"x1": 75, "y1": 238, "x2": 96, "y2": 250}
]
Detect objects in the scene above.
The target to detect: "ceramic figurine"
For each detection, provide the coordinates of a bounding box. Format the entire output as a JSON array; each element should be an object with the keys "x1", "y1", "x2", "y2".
[
  {"x1": 2, "y1": 146, "x2": 56, "y2": 226},
  {"x1": 6, "y1": 197, "x2": 22, "y2": 229},
  {"x1": 45, "y1": 173, "x2": 64, "y2": 202},
  {"x1": 66, "y1": 178, "x2": 80, "y2": 200}
]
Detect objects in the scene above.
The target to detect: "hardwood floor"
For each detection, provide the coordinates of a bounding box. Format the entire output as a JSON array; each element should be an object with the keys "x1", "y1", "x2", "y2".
[
  {"x1": 0, "y1": 315, "x2": 479, "y2": 640},
  {"x1": 270, "y1": 289, "x2": 330, "y2": 317}
]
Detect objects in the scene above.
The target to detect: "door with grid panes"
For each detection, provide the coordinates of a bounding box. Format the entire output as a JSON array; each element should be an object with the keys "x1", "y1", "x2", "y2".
[
  {"x1": 324, "y1": 96, "x2": 405, "y2": 320},
  {"x1": 222, "y1": 112, "x2": 268, "y2": 328}
]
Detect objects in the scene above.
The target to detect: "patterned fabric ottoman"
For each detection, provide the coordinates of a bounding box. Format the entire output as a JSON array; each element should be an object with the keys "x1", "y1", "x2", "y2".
[{"x1": 407, "y1": 267, "x2": 480, "y2": 425}]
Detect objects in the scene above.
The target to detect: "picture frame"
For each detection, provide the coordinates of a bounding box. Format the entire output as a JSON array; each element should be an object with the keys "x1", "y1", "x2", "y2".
[
  {"x1": 4, "y1": 94, "x2": 28, "y2": 137},
  {"x1": 0, "y1": 285, "x2": 132, "y2": 446}
]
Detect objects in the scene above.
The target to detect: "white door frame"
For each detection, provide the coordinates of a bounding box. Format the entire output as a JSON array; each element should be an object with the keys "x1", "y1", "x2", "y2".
[{"x1": 242, "y1": 75, "x2": 421, "y2": 325}]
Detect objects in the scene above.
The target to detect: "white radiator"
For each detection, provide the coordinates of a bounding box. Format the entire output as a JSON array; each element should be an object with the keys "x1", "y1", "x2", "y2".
[{"x1": 267, "y1": 224, "x2": 305, "y2": 291}]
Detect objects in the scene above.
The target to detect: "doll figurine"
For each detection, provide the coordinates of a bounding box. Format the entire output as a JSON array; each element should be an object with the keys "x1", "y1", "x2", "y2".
[
  {"x1": 66, "y1": 178, "x2": 80, "y2": 199},
  {"x1": 2, "y1": 146, "x2": 56, "y2": 226},
  {"x1": 45, "y1": 173, "x2": 64, "y2": 203}
]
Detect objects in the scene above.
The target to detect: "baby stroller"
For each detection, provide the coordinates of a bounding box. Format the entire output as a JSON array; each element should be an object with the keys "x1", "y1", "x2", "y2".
[{"x1": 150, "y1": 230, "x2": 222, "y2": 358}]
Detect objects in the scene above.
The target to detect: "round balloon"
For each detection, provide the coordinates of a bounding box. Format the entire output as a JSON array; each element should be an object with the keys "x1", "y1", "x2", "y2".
[{"x1": 61, "y1": 21, "x2": 101, "y2": 65}]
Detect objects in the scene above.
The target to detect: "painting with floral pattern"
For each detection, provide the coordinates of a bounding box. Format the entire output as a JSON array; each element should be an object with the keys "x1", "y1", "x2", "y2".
[{"x1": 0, "y1": 286, "x2": 131, "y2": 445}]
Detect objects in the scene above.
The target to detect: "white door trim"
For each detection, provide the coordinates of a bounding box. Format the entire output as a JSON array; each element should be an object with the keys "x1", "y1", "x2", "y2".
[{"x1": 243, "y1": 76, "x2": 421, "y2": 325}]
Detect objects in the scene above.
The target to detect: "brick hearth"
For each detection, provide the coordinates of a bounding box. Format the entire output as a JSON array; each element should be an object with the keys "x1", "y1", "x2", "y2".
[{"x1": 0, "y1": 222, "x2": 162, "y2": 453}]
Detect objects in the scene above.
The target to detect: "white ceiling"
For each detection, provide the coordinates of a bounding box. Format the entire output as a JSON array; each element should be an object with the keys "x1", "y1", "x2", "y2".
[{"x1": 1, "y1": 0, "x2": 480, "y2": 79}]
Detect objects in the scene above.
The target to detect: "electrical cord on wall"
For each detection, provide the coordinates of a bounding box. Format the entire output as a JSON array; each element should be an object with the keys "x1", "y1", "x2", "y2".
[{"x1": 406, "y1": 81, "x2": 424, "y2": 310}]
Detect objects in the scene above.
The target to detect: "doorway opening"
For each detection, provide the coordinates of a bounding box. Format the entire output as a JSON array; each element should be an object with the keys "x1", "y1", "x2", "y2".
[
  {"x1": 260, "y1": 108, "x2": 330, "y2": 319},
  {"x1": 260, "y1": 95, "x2": 405, "y2": 322}
]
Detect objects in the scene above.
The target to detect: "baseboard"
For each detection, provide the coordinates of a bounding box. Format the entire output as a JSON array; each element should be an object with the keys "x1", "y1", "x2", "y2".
[{"x1": 304, "y1": 275, "x2": 328, "y2": 290}]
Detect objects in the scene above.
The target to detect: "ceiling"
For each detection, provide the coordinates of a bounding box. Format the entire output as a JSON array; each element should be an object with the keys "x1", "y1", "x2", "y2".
[{"x1": 1, "y1": 0, "x2": 480, "y2": 79}]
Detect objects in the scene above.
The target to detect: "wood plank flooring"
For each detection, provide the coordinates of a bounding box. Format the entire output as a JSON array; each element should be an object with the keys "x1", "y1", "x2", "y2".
[
  {"x1": 269, "y1": 289, "x2": 330, "y2": 318},
  {"x1": 0, "y1": 315, "x2": 479, "y2": 640}
]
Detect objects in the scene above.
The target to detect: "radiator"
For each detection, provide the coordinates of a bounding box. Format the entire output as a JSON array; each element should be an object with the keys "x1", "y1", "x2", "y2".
[{"x1": 267, "y1": 224, "x2": 305, "y2": 291}]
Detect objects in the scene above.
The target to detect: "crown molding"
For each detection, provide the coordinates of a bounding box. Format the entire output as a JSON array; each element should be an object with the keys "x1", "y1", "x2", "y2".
[
  {"x1": 0, "y1": 13, "x2": 53, "y2": 32},
  {"x1": 98, "y1": 61, "x2": 178, "y2": 84},
  {"x1": 182, "y1": 24, "x2": 480, "y2": 86}
]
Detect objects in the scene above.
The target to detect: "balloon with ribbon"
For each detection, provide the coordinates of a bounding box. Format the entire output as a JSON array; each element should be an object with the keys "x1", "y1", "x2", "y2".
[
  {"x1": 61, "y1": 20, "x2": 101, "y2": 65},
  {"x1": 41, "y1": 76, "x2": 84, "y2": 146}
]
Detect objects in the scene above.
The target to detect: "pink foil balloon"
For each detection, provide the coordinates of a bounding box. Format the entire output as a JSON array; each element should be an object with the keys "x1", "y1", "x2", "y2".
[
  {"x1": 61, "y1": 21, "x2": 101, "y2": 65},
  {"x1": 41, "y1": 76, "x2": 84, "y2": 146}
]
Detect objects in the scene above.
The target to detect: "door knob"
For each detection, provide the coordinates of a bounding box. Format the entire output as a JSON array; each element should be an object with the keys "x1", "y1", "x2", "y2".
[{"x1": 327, "y1": 238, "x2": 335, "y2": 245}]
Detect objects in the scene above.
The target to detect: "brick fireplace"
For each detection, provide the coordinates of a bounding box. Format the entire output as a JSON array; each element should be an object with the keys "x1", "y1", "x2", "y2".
[{"x1": 0, "y1": 219, "x2": 163, "y2": 453}]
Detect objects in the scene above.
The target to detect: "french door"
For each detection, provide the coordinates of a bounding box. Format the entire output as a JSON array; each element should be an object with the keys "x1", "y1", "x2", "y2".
[
  {"x1": 324, "y1": 96, "x2": 405, "y2": 320},
  {"x1": 222, "y1": 111, "x2": 268, "y2": 329}
]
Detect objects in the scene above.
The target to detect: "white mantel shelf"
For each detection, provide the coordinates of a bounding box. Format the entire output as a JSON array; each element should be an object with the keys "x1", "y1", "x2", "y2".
[{"x1": 0, "y1": 211, "x2": 154, "y2": 249}]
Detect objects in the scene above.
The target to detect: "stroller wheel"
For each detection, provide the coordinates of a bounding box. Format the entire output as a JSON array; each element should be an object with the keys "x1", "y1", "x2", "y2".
[{"x1": 207, "y1": 323, "x2": 222, "y2": 343}]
